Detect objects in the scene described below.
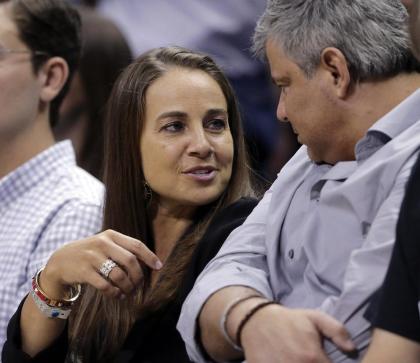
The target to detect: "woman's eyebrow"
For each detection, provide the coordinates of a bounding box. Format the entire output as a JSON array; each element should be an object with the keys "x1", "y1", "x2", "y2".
[
  {"x1": 156, "y1": 111, "x2": 188, "y2": 121},
  {"x1": 205, "y1": 108, "x2": 228, "y2": 117}
]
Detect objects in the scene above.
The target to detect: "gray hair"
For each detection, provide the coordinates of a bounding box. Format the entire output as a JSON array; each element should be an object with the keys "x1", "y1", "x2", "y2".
[{"x1": 253, "y1": 0, "x2": 420, "y2": 81}]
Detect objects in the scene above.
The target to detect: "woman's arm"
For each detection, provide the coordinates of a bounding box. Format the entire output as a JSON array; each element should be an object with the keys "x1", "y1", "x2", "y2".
[{"x1": 15, "y1": 230, "x2": 161, "y2": 358}]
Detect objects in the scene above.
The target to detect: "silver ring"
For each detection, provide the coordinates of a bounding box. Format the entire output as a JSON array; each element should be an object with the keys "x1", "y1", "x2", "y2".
[{"x1": 99, "y1": 258, "x2": 117, "y2": 279}]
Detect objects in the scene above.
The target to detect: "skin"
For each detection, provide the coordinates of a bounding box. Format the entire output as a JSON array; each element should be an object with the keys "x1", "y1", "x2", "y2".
[
  {"x1": 200, "y1": 287, "x2": 355, "y2": 363},
  {"x1": 362, "y1": 329, "x2": 420, "y2": 363},
  {"x1": 197, "y1": 37, "x2": 420, "y2": 363},
  {"x1": 266, "y1": 39, "x2": 354, "y2": 164},
  {"x1": 142, "y1": 67, "x2": 233, "y2": 262},
  {"x1": 0, "y1": 4, "x2": 68, "y2": 178},
  {"x1": 141, "y1": 68, "x2": 233, "y2": 213},
  {"x1": 19, "y1": 66, "x2": 235, "y2": 357},
  {"x1": 362, "y1": 1, "x2": 420, "y2": 361},
  {"x1": 55, "y1": 72, "x2": 88, "y2": 157}
]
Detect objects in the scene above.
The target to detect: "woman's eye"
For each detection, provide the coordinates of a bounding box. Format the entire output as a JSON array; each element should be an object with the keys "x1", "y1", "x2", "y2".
[
  {"x1": 162, "y1": 121, "x2": 184, "y2": 132},
  {"x1": 206, "y1": 118, "x2": 227, "y2": 131}
]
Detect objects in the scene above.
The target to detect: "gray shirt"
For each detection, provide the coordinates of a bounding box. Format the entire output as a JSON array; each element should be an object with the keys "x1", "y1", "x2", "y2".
[{"x1": 178, "y1": 90, "x2": 420, "y2": 362}]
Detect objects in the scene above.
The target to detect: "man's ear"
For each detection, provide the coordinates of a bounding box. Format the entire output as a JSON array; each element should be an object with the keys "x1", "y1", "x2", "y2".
[
  {"x1": 319, "y1": 47, "x2": 351, "y2": 99},
  {"x1": 38, "y1": 57, "x2": 69, "y2": 102}
]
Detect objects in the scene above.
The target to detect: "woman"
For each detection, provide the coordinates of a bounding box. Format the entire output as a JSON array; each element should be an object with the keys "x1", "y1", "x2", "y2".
[{"x1": 3, "y1": 47, "x2": 257, "y2": 362}]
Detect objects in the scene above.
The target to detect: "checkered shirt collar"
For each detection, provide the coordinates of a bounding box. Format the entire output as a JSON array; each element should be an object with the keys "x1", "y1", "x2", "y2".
[{"x1": 0, "y1": 141, "x2": 76, "y2": 209}]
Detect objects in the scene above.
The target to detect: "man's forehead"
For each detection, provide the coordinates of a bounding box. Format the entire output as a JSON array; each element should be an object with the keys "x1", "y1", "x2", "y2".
[
  {"x1": 265, "y1": 38, "x2": 300, "y2": 79},
  {"x1": 265, "y1": 39, "x2": 287, "y2": 67},
  {"x1": 0, "y1": 5, "x2": 21, "y2": 45}
]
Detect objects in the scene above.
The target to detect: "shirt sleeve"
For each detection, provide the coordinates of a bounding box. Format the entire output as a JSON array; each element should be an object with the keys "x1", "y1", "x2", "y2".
[
  {"x1": 177, "y1": 185, "x2": 275, "y2": 363},
  {"x1": 178, "y1": 153, "x2": 418, "y2": 363},
  {"x1": 319, "y1": 153, "x2": 418, "y2": 361},
  {"x1": 2, "y1": 297, "x2": 69, "y2": 363},
  {"x1": 24, "y1": 200, "x2": 103, "y2": 288},
  {"x1": 0, "y1": 200, "x2": 102, "y2": 353}
]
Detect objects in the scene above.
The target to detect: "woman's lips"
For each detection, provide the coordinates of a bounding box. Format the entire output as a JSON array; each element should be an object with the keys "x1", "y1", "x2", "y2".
[{"x1": 183, "y1": 169, "x2": 217, "y2": 182}]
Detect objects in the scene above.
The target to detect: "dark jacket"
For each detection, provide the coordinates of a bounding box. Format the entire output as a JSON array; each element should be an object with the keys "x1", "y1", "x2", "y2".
[{"x1": 3, "y1": 198, "x2": 258, "y2": 363}]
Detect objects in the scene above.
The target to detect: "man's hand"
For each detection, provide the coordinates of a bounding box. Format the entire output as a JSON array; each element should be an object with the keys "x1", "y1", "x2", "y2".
[
  {"x1": 240, "y1": 304, "x2": 355, "y2": 363},
  {"x1": 199, "y1": 287, "x2": 354, "y2": 363}
]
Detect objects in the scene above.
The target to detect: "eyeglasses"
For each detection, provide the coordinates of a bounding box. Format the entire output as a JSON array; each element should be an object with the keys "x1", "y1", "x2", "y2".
[{"x1": 0, "y1": 48, "x2": 48, "y2": 61}]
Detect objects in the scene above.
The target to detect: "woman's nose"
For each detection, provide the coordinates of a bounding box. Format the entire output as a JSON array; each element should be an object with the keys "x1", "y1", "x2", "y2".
[{"x1": 187, "y1": 128, "x2": 213, "y2": 158}]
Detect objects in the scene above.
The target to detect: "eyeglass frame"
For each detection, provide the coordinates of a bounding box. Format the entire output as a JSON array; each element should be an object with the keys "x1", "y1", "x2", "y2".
[{"x1": 0, "y1": 48, "x2": 49, "y2": 60}]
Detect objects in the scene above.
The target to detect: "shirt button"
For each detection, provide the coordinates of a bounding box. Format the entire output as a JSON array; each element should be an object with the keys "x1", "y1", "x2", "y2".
[{"x1": 288, "y1": 249, "x2": 294, "y2": 259}]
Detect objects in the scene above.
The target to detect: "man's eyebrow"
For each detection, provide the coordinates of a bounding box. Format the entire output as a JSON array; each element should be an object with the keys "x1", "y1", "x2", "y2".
[{"x1": 271, "y1": 76, "x2": 289, "y2": 84}]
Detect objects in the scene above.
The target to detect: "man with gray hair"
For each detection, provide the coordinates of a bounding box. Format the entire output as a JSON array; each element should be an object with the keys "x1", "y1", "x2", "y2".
[{"x1": 177, "y1": 0, "x2": 420, "y2": 362}]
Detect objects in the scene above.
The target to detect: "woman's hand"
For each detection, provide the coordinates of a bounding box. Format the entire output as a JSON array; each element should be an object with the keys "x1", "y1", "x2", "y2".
[
  {"x1": 40, "y1": 229, "x2": 162, "y2": 300},
  {"x1": 18, "y1": 229, "x2": 162, "y2": 357}
]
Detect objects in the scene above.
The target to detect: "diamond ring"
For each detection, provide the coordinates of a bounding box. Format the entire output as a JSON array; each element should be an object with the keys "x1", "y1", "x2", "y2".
[{"x1": 99, "y1": 258, "x2": 117, "y2": 279}]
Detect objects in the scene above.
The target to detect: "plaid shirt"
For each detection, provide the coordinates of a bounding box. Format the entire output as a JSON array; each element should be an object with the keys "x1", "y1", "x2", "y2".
[{"x1": 0, "y1": 141, "x2": 103, "y2": 350}]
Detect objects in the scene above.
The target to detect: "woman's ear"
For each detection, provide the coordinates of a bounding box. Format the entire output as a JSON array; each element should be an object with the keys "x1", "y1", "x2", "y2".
[
  {"x1": 319, "y1": 47, "x2": 351, "y2": 99},
  {"x1": 38, "y1": 56, "x2": 69, "y2": 102}
]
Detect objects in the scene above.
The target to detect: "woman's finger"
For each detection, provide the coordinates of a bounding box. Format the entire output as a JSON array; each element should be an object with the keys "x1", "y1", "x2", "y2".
[
  {"x1": 85, "y1": 239, "x2": 142, "y2": 290},
  {"x1": 84, "y1": 270, "x2": 122, "y2": 298},
  {"x1": 96, "y1": 238, "x2": 144, "y2": 286},
  {"x1": 104, "y1": 229, "x2": 163, "y2": 270},
  {"x1": 105, "y1": 264, "x2": 135, "y2": 294}
]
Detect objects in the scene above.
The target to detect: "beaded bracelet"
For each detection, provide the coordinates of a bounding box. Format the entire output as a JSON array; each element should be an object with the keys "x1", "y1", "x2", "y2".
[
  {"x1": 31, "y1": 266, "x2": 82, "y2": 319},
  {"x1": 235, "y1": 301, "x2": 278, "y2": 348},
  {"x1": 30, "y1": 289, "x2": 72, "y2": 319},
  {"x1": 219, "y1": 294, "x2": 262, "y2": 351}
]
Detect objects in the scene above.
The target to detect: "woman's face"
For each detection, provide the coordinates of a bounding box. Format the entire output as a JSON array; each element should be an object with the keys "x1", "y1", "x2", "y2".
[{"x1": 140, "y1": 67, "x2": 234, "y2": 213}]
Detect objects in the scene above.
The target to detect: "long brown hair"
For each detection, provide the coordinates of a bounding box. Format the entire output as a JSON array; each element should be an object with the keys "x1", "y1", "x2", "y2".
[{"x1": 69, "y1": 46, "x2": 255, "y2": 362}]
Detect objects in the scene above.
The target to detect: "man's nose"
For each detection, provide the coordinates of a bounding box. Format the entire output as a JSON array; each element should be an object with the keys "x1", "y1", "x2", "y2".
[{"x1": 276, "y1": 93, "x2": 288, "y2": 122}]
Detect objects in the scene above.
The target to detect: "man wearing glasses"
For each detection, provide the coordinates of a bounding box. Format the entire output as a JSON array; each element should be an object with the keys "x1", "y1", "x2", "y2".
[{"x1": 0, "y1": 0, "x2": 103, "y2": 350}]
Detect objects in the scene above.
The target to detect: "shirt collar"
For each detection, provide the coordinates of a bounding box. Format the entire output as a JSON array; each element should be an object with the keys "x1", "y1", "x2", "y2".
[
  {"x1": 369, "y1": 88, "x2": 420, "y2": 138},
  {"x1": 355, "y1": 88, "x2": 420, "y2": 162},
  {"x1": 0, "y1": 141, "x2": 76, "y2": 209}
]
